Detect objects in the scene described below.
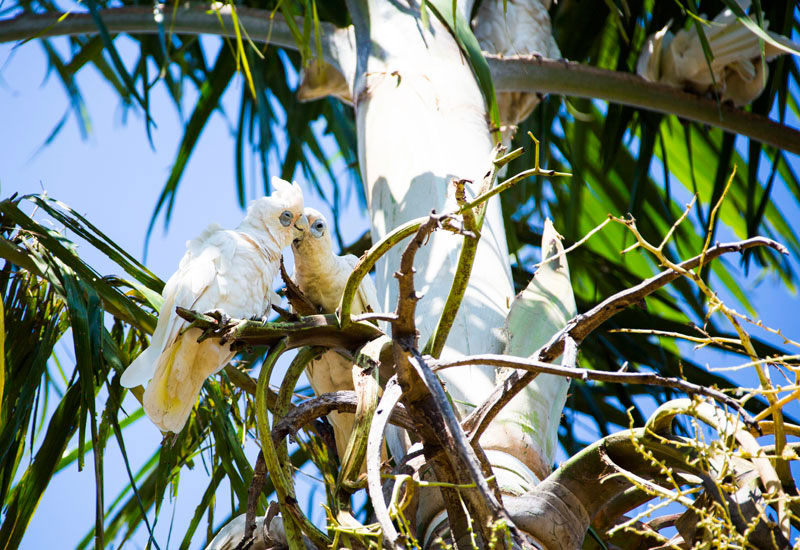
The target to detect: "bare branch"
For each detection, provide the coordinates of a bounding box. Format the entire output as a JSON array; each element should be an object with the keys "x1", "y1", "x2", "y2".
[
  {"x1": 271, "y1": 390, "x2": 415, "y2": 446},
  {"x1": 434, "y1": 351, "x2": 750, "y2": 428},
  {"x1": 462, "y1": 237, "x2": 783, "y2": 440},
  {"x1": 385, "y1": 212, "x2": 532, "y2": 549},
  {"x1": 243, "y1": 452, "x2": 268, "y2": 545},
  {"x1": 339, "y1": 218, "x2": 424, "y2": 328},
  {"x1": 393, "y1": 212, "x2": 446, "y2": 339},
  {"x1": 408, "y1": 350, "x2": 531, "y2": 548},
  {"x1": 280, "y1": 257, "x2": 318, "y2": 316},
  {"x1": 366, "y1": 378, "x2": 404, "y2": 546},
  {"x1": 570, "y1": 237, "x2": 786, "y2": 345}
]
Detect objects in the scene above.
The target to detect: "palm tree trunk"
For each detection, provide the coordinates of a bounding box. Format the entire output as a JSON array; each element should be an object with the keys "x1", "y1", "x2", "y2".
[{"x1": 345, "y1": 0, "x2": 571, "y2": 543}]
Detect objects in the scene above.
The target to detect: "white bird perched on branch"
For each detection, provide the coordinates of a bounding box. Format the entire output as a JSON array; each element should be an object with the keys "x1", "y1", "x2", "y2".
[
  {"x1": 291, "y1": 208, "x2": 381, "y2": 462},
  {"x1": 636, "y1": 0, "x2": 800, "y2": 107},
  {"x1": 473, "y1": 0, "x2": 561, "y2": 130},
  {"x1": 121, "y1": 178, "x2": 308, "y2": 433}
]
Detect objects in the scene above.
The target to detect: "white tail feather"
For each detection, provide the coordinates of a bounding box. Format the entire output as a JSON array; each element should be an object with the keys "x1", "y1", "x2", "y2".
[{"x1": 120, "y1": 345, "x2": 159, "y2": 388}]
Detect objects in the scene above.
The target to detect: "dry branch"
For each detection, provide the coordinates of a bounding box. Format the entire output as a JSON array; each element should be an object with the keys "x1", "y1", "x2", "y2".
[
  {"x1": 462, "y1": 237, "x2": 784, "y2": 441},
  {"x1": 280, "y1": 258, "x2": 318, "y2": 316},
  {"x1": 388, "y1": 213, "x2": 532, "y2": 550},
  {"x1": 366, "y1": 378, "x2": 405, "y2": 546},
  {"x1": 435, "y1": 351, "x2": 750, "y2": 427},
  {"x1": 271, "y1": 390, "x2": 415, "y2": 447}
]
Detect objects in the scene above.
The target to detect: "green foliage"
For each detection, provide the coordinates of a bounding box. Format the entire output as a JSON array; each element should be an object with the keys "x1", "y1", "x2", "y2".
[
  {"x1": 497, "y1": 1, "x2": 800, "y2": 441},
  {"x1": 1, "y1": 0, "x2": 800, "y2": 547},
  {"x1": 0, "y1": 197, "x2": 253, "y2": 547}
]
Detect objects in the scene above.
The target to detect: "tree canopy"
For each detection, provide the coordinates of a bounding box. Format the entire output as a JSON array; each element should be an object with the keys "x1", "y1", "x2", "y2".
[{"x1": 1, "y1": 0, "x2": 799, "y2": 548}]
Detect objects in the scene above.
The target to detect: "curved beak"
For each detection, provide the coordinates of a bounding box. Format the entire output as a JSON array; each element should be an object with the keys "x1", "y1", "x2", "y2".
[{"x1": 293, "y1": 214, "x2": 309, "y2": 236}]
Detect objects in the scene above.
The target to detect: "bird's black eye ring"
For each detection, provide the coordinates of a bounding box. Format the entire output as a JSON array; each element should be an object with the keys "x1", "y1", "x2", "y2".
[{"x1": 279, "y1": 210, "x2": 293, "y2": 227}]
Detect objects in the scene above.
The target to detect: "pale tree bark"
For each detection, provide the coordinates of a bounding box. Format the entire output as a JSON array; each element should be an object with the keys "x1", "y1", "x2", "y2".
[{"x1": 339, "y1": 0, "x2": 574, "y2": 544}]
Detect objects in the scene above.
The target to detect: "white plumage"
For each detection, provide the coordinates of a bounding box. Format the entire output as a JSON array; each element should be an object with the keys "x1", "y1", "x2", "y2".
[
  {"x1": 473, "y1": 0, "x2": 561, "y2": 128},
  {"x1": 121, "y1": 177, "x2": 308, "y2": 433},
  {"x1": 204, "y1": 513, "x2": 314, "y2": 550},
  {"x1": 291, "y1": 208, "x2": 381, "y2": 461},
  {"x1": 636, "y1": 1, "x2": 800, "y2": 107}
]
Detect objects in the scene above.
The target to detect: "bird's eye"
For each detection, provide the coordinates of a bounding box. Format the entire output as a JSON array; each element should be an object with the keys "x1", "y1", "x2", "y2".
[
  {"x1": 311, "y1": 219, "x2": 326, "y2": 238},
  {"x1": 279, "y1": 210, "x2": 293, "y2": 227}
]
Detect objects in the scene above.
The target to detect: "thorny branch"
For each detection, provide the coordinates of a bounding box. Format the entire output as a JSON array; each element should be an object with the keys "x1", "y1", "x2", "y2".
[
  {"x1": 462, "y1": 236, "x2": 785, "y2": 442},
  {"x1": 389, "y1": 212, "x2": 531, "y2": 550}
]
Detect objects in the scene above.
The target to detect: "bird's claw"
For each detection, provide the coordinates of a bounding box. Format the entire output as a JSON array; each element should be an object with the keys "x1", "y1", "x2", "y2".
[
  {"x1": 197, "y1": 309, "x2": 235, "y2": 343},
  {"x1": 205, "y1": 308, "x2": 233, "y2": 328},
  {"x1": 220, "y1": 318, "x2": 249, "y2": 346},
  {"x1": 246, "y1": 312, "x2": 272, "y2": 327}
]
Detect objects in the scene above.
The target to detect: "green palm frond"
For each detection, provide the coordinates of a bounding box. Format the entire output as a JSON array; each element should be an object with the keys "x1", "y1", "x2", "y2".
[
  {"x1": 0, "y1": 194, "x2": 325, "y2": 549},
  {"x1": 1, "y1": 0, "x2": 800, "y2": 545}
]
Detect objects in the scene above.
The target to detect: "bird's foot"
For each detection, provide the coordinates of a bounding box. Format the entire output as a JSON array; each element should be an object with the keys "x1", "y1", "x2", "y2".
[
  {"x1": 196, "y1": 309, "x2": 233, "y2": 342},
  {"x1": 221, "y1": 318, "x2": 249, "y2": 345},
  {"x1": 205, "y1": 308, "x2": 233, "y2": 328},
  {"x1": 247, "y1": 312, "x2": 272, "y2": 327}
]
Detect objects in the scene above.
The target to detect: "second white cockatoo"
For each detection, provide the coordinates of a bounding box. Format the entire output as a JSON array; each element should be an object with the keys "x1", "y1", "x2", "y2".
[
  {"x1": 290, "y1": 208, "x2": 381, "y2": 461},
  {"x1": 473, "y1": 0, "x2": 561, "y2": 129},
  {"x1": 637, "y1": 1, "x2": 800, "y2": 106},
  {"x1": 121, "y1": 178, "x2": 308, "y2": 433}
]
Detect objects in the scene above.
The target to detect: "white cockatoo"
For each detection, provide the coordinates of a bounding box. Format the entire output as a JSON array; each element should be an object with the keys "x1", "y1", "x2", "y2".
[
  {"x1": 636, "y1": 0, "x2": 800, "y2": 106},
  {"x1": 121, "y1": 178, "x2": 308, "y2": 433},
  {"x1": 473, "y1": 0, "x2": 561, "y2": 129},
  {"x1": 291, "y1": 208, "x2": 381, "y2": 461}
]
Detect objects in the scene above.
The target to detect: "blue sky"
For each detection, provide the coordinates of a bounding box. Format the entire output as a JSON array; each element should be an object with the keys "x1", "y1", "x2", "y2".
[
  {"x1": 0, "y1": 34, "x2": 369, "y2": 549},
  {"x1": 2, "y1": 29, "x2": 800, "y2": 550}
]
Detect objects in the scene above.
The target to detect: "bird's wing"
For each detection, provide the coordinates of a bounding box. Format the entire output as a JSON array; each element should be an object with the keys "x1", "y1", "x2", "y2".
[
  {"x1": 120, "y1": 225, "x2": 239, "y2": 389},
  {"x1": 165, "y1": 231, "x2": 235, "y2": 341}
]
